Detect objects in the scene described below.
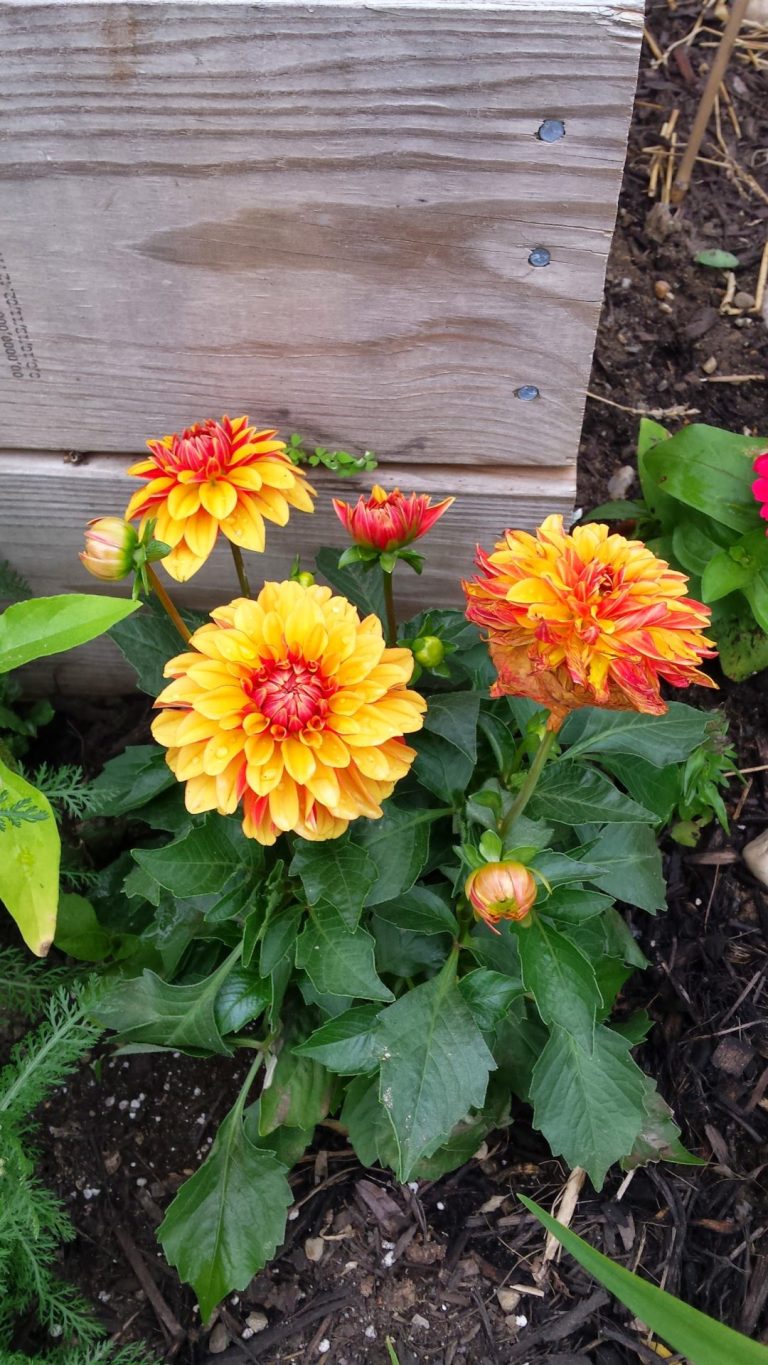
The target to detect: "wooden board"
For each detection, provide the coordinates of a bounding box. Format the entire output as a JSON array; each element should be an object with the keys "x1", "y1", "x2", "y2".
[
  {"x1": 1, "y1": 0, "x2": 642, "y2": 466},
  {"x1": 1, "y1": 449, "x2": 574, "y2": 692}
]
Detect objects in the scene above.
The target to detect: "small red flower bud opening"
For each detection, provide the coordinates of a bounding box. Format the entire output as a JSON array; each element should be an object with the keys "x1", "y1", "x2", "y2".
[
  {"x1": 332, "y1": 485, "x2": 454, "y2": 553},
  {"x1": 465, "y1": 860, "x2": 537, "y2": 933}
]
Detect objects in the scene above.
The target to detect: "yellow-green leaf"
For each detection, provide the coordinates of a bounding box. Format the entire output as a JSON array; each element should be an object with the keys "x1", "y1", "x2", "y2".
[{"x1": 0, "y1": 759, "x2": 60, "y2": 955}]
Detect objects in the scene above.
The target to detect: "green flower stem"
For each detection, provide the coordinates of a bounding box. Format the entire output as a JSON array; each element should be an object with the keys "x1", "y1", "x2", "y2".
[
  {"x1": 382, "y1": 569, "x2": 397, "y2": 646},
  {"x1": 500, "y1": 726, "x2": 556, "y2": 838},
  {"x1": 230, "y1": 542, "x2": 252, "y2": 598},
  {"x1": 147, "y1": 566, "x2": 191, "y2": 644},
  {"x1": 231, "y1": 1049, "x2": 268, "y2": 1122}
]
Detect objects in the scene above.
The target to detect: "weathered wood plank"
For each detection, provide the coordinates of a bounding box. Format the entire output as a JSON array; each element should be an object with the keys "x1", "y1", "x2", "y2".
[
  {"x1": 0, "y1": 1, "x2": 641, "y2": 465},
  {"x1": 1, "y1": 449, "x2": 573, "y2": 692}
]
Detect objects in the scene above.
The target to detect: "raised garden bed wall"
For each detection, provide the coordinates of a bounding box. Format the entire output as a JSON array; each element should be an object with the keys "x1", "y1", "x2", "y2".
[{"x1": 0, "y1": 0, "x2": 642, "y2": 691}]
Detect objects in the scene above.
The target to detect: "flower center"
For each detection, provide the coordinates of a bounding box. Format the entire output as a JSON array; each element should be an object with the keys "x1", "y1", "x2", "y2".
[
  {"x1": 157, "y1": 422, "x2": 230, "y2": 482},
  {"x1": 249, "y1": 658, "x2": 335, "y2": 738}
]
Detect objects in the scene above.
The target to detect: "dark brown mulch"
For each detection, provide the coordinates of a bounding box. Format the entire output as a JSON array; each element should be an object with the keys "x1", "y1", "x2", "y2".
[{"x1": 7, "y1": 3, "x2": 768, "y2": 1361}]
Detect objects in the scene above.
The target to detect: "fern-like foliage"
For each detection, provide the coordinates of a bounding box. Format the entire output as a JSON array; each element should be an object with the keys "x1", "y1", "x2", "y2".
[
  {"x1": 25, "y1": 764, "x2": 93, "y2": 821},
  {"x1": 2, "y1": 1344, "x2": 158, "y2": 1365},
  {"x1": 0, "y1": 559, "x2": 32, "y2": 604},
  {"x1": 0, "y1": 982, "x2": 148, "y2": 1359},
  {"x1": 0, "y1": 948, "x2": 72, "y2": 1019}
]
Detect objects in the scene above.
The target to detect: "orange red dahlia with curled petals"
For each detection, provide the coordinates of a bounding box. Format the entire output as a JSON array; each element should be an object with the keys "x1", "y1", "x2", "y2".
[
  {"x1": 151, "y1": 580, "x2": 427, "y2": 845},
  {"x1": 463, "y1": 515, "x2": 717, "y2": 730},
  {"x1": 332, "y1": 485, "x2": 454, "y2": 553},
  {"x1": 125, "y1": 415, "x2": 315, "y2": 582}
]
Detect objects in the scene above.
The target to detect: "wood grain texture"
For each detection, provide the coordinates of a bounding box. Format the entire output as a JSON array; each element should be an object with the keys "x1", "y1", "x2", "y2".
[
  {"x1": 0, "y1": 449, "x2": 573, "y2": 692},
  {"x1": 0, "y1": 1, "x2": 641, "y2": 465}
]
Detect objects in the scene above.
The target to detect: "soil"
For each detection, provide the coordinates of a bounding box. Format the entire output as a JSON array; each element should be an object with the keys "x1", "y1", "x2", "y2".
[{"x1": 7, "y1": 3, "x2": 768, "y2": 1362}]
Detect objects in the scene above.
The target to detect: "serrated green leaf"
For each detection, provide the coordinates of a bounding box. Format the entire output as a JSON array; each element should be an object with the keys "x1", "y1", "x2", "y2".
[
  {"x1": 341, "y1": 1074, "x2": 398, "y2": 1167},
  {"x1": 258, "y1": 1044, "x2": 333, "y2": 1134},
  {"x1": 295, "y1": 901, "x2": 393, "y2": 1001},
  {"x1": 93, "y1": 948, "x2": 239, "y2": 1055},
  {"x1": 458, "y1": 969, "x2": 524, "y2": 1031},
  {"x1": 561, "y1": 703, "x2": 709, "y2": 766},
  {"x1": 110, "y1": 596, "x2": 203, "y2": 695},
  {"x1": 55, "y1": 892, "x2": 111, "y2": 962},
  {"x1": 88, "y1": 744, "x2": 175, "y2": 817},
  {"x1": 530, "y1": 763, "x2": 656, "y2": 825},
  {"x1": 376, "y1": 955, "x2": 496, "y2": 1180},
  {"x1": 373, "y1": 884, "x2": 458, "y2": 936},
  {"x1": 0, "y1": 593, "x2": 140, "y2": 674},
  {"x1": 259, "y1": 903, "x2": 304, "y2": 975},
  {"x1": 520, "y1": 1196, "x2": 768, "y2": 1365},
  {"x1": 132, "y1": 814, "x2": 261, "y2": 899},
  {"x1": 413, "y1": 693, "x2": 480, "y2": 801},
  {"x1": 0, "y1": 758, "x2": 60, "y2": 956},
  {"x1": 352, "y1": 802, "x2": 441, "y2": 907},
  {"x1": 371, "y1": 915, "x2": 451, "y2": 976},
  {"x1": 158, "y1": 1100, "x2": 292, "y2": 1319},
  {"x1": 716, "y1": 603, "x2": 768, "y2": 681},
  {"x1": 290, "y1": 835, "x2": 376, "y2": 929},
  {"x1": 294, "y1": 1004, "x2": 383, "y2": 1074},
  {"x1": 314, "y1": 547, "x2": 387, "y2": 619},
  {"x1": 589, "y1": 824, "x2": 666, "y2": 913},
  {"x1": 214, "y1": 967, "x2": 271, "y2": 1034},
  {"x1": 516, "y1": 918, "x2": 601, "y2": 1047},
  {"x1": 530, "y1": 1025, "x2": 649, "y2": 1187},
  {"x1": 243, "y1": 1100, "x2": 314, "y2": 1167},
  {"x1": 540, "y1": 887, "x2": 614, "y2": 926}
]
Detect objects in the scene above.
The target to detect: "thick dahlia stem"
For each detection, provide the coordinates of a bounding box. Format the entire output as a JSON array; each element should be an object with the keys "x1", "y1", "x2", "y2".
[
  {"x1": 382, "y1": 569, "x2": 397, "y2": 646},
  {"x1": 230, "y1": 542, "x2": 252, "y2": 598},
  {"x1": 147, "y1": 565, "x2": 192, "y2": 644},
  {"x1": 500, "y1": 726, "x2": 556, "y2": 838}
]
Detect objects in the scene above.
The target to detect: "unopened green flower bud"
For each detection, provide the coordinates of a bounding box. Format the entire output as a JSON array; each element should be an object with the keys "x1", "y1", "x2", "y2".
[
  {"x1": 412, "y1": 635, "x2": 445, "y2": 668},
  {"x1": 80, "y1": 517, "x2": 138, "y2": 582},
  {"x1": 296, "y1": 571, "x2": 315, "y2": 588}
]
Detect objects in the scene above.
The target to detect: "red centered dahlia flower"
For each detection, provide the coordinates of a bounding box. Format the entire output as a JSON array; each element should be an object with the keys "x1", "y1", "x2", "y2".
[{"x1": 125, "y1": 415, "x2": 315, "y2": 581}]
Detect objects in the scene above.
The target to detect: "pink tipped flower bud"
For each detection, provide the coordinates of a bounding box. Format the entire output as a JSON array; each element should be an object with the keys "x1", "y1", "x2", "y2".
[
  {"x1": 80, "y1": 517, "x2": 138, "y2": 581},
  {"x1": 465, "y1": 860, "x2": 537, "y2": 933}
]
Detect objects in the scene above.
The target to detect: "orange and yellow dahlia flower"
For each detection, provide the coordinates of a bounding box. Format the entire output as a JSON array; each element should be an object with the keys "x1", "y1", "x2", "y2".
[
  {"x1": 125, "y1": 415, "x2": 315, "y2": 582},
  {"x1": 151, "y1": 580, "x2": 427, "y2": 845},
  {"x1": 332, "y1": 485, "x2": 454, "y2": 553},
  {"x1": 464, "y1": 515, "x2": 716, "y2": 729}
]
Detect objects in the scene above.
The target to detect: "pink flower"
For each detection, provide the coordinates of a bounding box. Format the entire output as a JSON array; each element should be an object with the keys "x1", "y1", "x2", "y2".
[{"x1": 752, "y1": 450, "x2": 768, "y2": 527}]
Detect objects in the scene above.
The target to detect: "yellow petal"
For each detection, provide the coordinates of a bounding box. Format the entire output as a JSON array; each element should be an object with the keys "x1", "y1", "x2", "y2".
[
  {"x1": 184, "y1": 509, "x2": 219, "y2": 561},
  {"x1": 194, "y1": 685, "x2": 249, "y2": 719},
  {"x1": 162, "y1": 540, "x2": 207, "y2": 583},
  {"x1": 245, "y1": 733, "x2": 275, "y2": 766},
  {"x1": 167, "y1": 482, "x2": 202, "y2": 520},
  {"x1": 314, "y1": 731, "x2": 350, "y2": 768},
  {"x1": 200, "y1": 480, "x2": 238, "y2": 520},
  {"x1": 204, "y1": 730, "x2": 245, "y2": 775},
  {"x1": 282, "y1": 736, "x2": 316, "y2": 784},
  {"x1": 269, "y1": 774, "x2": 300, "y2": 831},
  {"x1": 305, "y1": 762, "x2": 340, "y2": 808},
  {"x1": 221, "y1": 498, "x2": 266, "y2": 553},
  {"x1": 184, "y1": 774, "x2": 222, "y2": 814}
]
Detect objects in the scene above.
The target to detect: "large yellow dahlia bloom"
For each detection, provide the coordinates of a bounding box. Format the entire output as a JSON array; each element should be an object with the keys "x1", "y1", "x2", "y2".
[
  {"x1": 464, "y1": 515, "x2": 716, "y2": 729},
  {"x1": 125, "y1": 415, "x2": 315, "y2": 582},
  {"x1": 151, "y1": 581, "x2": 427, "y2": 845}
]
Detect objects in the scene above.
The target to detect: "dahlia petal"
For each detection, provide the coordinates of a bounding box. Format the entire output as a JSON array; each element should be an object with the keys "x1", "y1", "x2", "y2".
[
  {"x1": 314, "y1": 731, "x2": 351, "y2": 768},
  {"x1": 227, "y1": 466, "x2": 264, "y2": 492},
  {"x1": 153, "y1": 506, "x2": 186, "y2": 548},
  {"x1": 184, "y1": 774, "x2": 222, "y2": 815},
  {"x1": 255, "y1": 459, "x2": 300, "y2": 491},
  {"x1": 183, "y1": 509, "x2": 219, "y2": 562},
  {"x1": 269, "y1": 775, "x2": 300, "y2": 831},
  {"x1": 194, "y1": 685, "x2": 249, "y2": 719},
  {"x1": 163, "y1": 540, "x2": 207, "y2": 582},
  {"x1": 167, "y1": 482, "x2": 202, "y2": 520},
  {"x1": 221, "y1": 500, "x2": 266, "y2": 553},
  {"x1": 200, "y1": 480, "x2": 238, "y2": 520},
  {"x1": 204, "y1": 730, "x2": 245, "y2": 776},
  {"x1": 255, "y1": 486, "x2": 291, "y2": 526},
  {"x1": 282, "y1": 736, "x2": 316, "y2": 783}
]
